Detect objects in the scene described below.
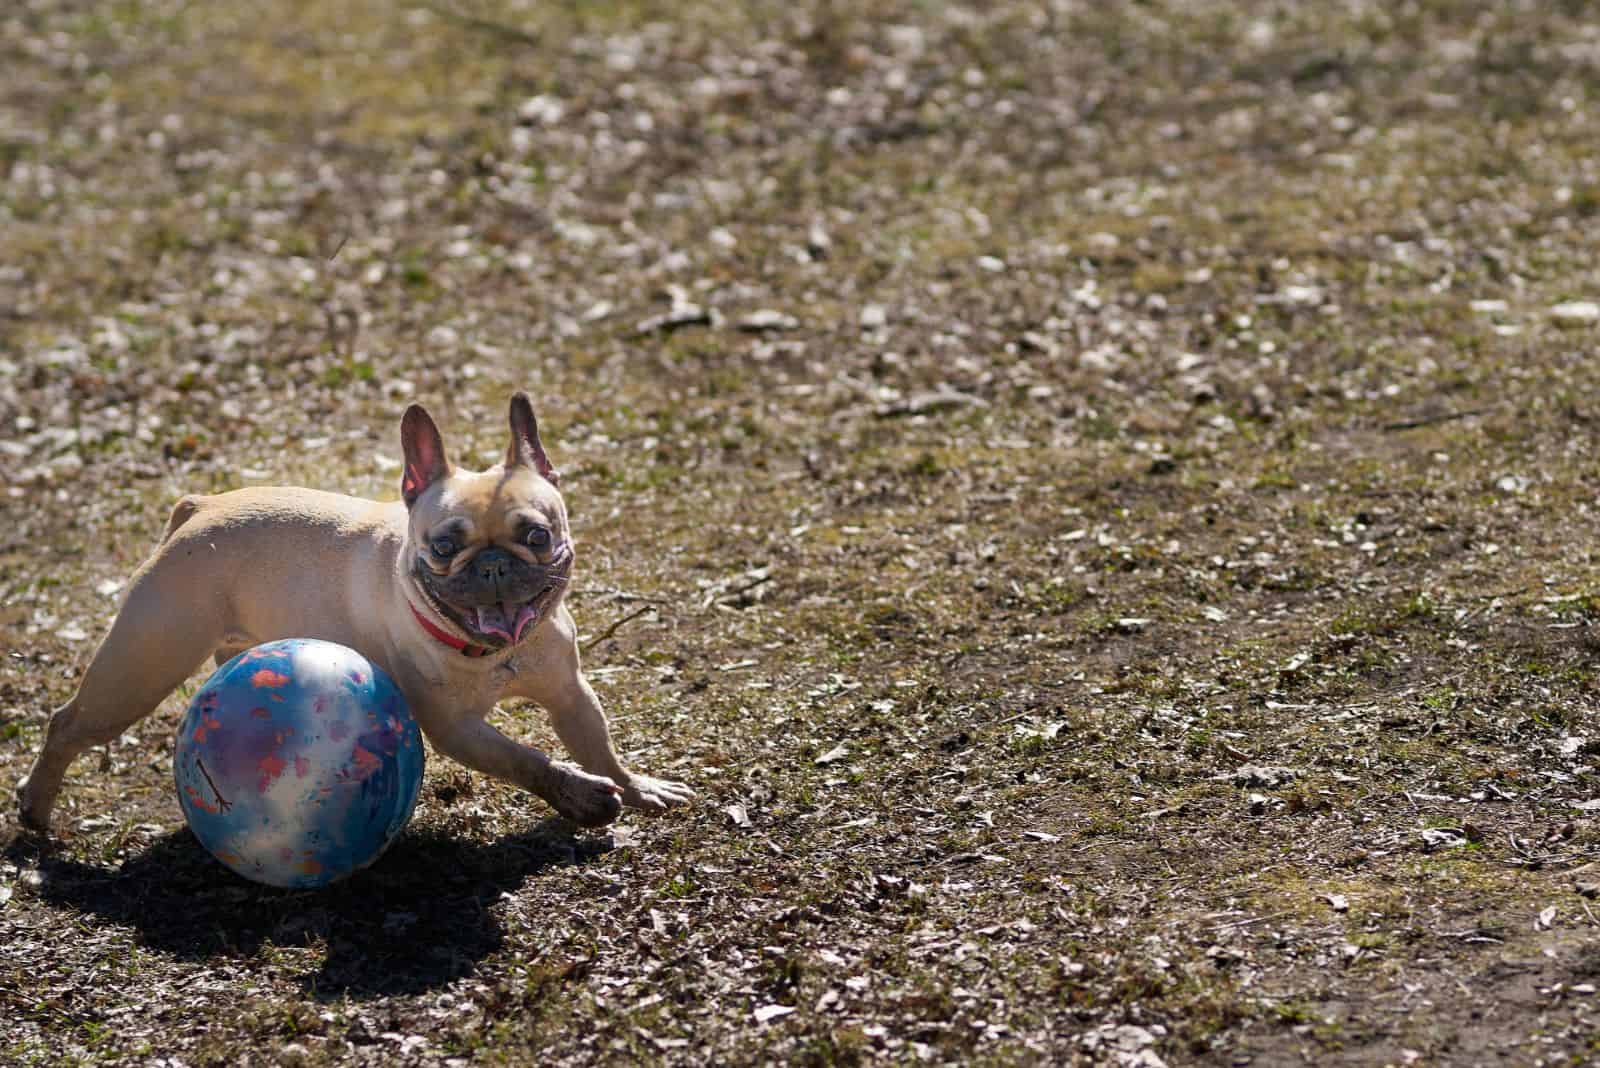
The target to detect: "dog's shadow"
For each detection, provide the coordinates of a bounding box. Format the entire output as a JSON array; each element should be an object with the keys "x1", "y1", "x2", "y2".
[{"x1": 13, "y1": 818, "x2": 611, "y2": 999}]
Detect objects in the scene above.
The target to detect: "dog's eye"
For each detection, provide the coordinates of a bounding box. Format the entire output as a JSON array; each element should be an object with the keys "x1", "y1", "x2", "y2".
[
  {"x1": 526, "y1": 526, "x2": 552, "y2": 551},
  {"x1": 430, "y1": 536, "x2": 460, "y2": 558}
]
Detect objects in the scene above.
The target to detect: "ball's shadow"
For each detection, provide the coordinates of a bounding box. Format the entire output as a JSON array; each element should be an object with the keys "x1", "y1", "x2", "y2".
[{"x1": 21, "y1": 818, "x2": 611, "y2": 999}]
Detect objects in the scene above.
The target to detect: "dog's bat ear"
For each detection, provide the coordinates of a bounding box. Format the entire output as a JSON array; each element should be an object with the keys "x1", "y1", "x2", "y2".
[
  {"x1": 400, "y1": 403, "x2": 450, "y2": 508},
  {"x1": 506, "y1": 392, "x2": 560, "y2": 487}
]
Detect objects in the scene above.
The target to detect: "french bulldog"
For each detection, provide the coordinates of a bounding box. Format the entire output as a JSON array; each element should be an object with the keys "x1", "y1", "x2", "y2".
[{"x1": 18, "y1": 393, "x2": 692, "y2": 834}]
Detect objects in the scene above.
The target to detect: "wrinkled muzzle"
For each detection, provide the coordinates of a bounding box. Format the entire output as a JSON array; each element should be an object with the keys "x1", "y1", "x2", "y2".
[{"x1": 418, "y1": 543, "x2": 572, "y2": 645}]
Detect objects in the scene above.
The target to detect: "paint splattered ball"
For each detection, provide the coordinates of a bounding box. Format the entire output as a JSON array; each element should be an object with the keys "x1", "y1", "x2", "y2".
[{"x1": 174, "y1": 638, "x2": 423, "y2": 889}]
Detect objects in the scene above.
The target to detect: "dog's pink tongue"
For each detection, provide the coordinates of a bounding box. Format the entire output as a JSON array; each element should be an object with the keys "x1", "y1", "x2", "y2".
[
  {"x1": 473, "y1": 604, "x2": 515, "y2": 641},
  {"x1": 512, "y1": 600, "x2": 541, "y2": 642}
]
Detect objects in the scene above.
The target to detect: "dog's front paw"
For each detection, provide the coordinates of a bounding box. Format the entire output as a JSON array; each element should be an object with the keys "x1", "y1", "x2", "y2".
[
  {"x1": 620, "y1": 774, "x2": 694, "y2": 814},
  {"x1": 551, "y1": 763, "x2": 624, "y2": 828}
]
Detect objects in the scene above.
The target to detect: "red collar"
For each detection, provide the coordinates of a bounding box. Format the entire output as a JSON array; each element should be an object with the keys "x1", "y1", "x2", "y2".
[{"x1": 408, "y1": 600, "x2": 493, "y2": 658}]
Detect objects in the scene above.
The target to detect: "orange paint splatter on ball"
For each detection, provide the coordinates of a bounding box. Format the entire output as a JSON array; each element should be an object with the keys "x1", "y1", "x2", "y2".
[
  {"x1": 250, "y1": 706, "x2": 271, "y2": 719},
  {"x1": 344, "y1": 744, "x2": 382, "y2": 782},
  {"x1": 250, "y1": 668, "x2": 291, "y2": 688},
  {"x1": 257, "y1": 752, "x2": 287, "y2": 792},
  {"x1": 183, "y1": 784, "x2": 219, "y2": 815},
  {"x1": 192, "y1": 712, "x2": 222, "y2": 743},
  {"x1": 298, "y1": 858, "x2": 324, "y2": 876}
]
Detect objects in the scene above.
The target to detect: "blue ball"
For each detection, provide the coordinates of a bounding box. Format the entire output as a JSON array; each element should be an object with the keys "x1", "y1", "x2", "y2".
[{"x1": 174, "y1": 638, "x2": 424, "y2": 889}]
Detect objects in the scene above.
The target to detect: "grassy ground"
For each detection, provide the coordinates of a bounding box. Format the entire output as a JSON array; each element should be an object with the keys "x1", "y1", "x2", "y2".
[{"x1": 7, "y1": 0, "x2": 1600, "y2": 1063}]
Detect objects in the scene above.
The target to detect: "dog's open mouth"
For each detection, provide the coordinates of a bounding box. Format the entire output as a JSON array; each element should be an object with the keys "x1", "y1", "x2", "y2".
[
  {"x1": 470, "y1": 583, "x2": 559, "y2": 644},
  {"x1": 414, "y1": 573, "x2": 566, "y2": 649}
]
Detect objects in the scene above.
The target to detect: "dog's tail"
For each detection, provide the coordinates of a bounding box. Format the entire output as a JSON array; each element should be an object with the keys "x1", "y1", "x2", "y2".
[{"x1": 163, "y1": 495, "x2": 203, "y2": 540}]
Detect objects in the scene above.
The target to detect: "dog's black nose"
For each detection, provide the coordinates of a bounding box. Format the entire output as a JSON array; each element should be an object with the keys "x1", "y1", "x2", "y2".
[{"x1": 474, "y1": 548, "x2": 514, "y2": 583}]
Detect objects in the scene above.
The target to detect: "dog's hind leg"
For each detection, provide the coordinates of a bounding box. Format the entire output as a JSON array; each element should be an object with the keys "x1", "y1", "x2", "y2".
[{"x1": 18, "y1": 547, "x2": 225, "y2": 834}]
